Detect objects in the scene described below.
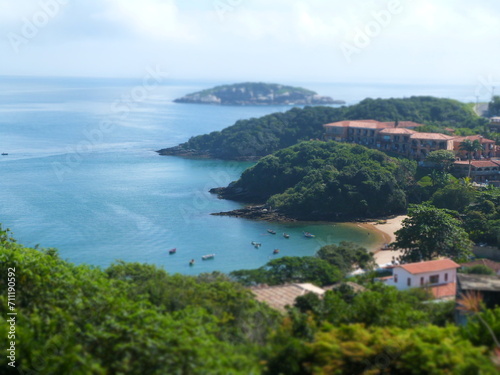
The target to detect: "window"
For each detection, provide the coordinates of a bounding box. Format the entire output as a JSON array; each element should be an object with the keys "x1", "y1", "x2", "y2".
[
  {"x1": 407, "y1": 278, "x2": 411, "y2": 287},
  {"x1": 429, "y1": 275, "x2": 439, "y2": 284},
  {"x1": 420, "y1": 277, "x2": 424, "y2": 286},
  {"x1": 444, "y1": 273, "x2": 448, "y2": 282},
  {"x1": 394, "y1": 274, "x2": 398, "y2": 283}
]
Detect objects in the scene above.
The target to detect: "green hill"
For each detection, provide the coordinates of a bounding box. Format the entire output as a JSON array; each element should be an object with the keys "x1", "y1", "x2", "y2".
[{"x1": 158, "y1": 96, "x2": 487, "y2": 160}]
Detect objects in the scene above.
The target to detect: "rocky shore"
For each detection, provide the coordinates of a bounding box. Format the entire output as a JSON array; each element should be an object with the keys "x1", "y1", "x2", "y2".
[{"x1": 211, "y1": 205, "x2": 297, "y2": 222}]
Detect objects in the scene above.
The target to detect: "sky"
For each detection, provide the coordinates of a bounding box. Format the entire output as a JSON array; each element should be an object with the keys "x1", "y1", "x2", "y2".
[{"x1": 1, "y1": 0, "x2": 500, "y2": 86}]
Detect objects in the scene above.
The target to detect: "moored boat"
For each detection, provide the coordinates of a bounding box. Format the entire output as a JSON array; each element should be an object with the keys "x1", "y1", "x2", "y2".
[
  {"x1": 1, "y1": 153, "x2": 8, "y2": 156},
  {"x1": 168, "y1": 248, "x2": 177, "y2": 254},
  {"x1": 303, "y1": 232, "x2": 315, "y2": 238},
  {"x1": 267, "y1": 229, "x2": 276, "y2": 234},
  {"x1": 273, "y1": 249, "x2": 280, "y2": 254},
  {"x1": 283, "y1": 233, "x2": 290, "y2": 238},
  {"x1": 202, "y1": 253, "x2": 215, "y2": 260},
  {"x1": 189, "y1": 259, "x2": 195, "y2": 266}
]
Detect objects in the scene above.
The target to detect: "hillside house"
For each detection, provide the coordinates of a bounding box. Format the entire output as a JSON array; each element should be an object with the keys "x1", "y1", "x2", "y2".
[{"x1": 381, "y1": 259, "x2": 460, "y2": 299}]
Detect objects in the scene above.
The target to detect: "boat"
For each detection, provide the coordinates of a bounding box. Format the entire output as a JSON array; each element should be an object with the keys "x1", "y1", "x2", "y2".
[
  {"x1": 1, "y1": 153, "x2": 8, "y2": 156},
  {"x1": 201, "y1": 253, "x2": 215, "y2": 260},
  {"x1": 273, "y1": 249, "x2": 280, "y2": 254},
  {"x1": 168, "y1": 248, "x2": 176, "y2": 254},
  {"x1": 251, "y1": 241, "x2": 262, "y2": 248},
  {"x1": 267, "y1": 229, "x2": 276, "y2": 234},
  {"x1": 189, "y1": 259, "x2": 195, "y2": 266},
  {"x1": 283, "y1": 233, "x2": 290, "y2": 238},
  {"x1": 303, "y1": 232, "x2": 315, "y2": 238}
]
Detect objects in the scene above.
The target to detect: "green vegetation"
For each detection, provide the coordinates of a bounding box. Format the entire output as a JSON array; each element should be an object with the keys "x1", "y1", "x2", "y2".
[
  {"x1": 489, "y1": 95, "x2": 500, "y2": 116},
  {"x1": 1, "y1": 227, "x2": 499, "y2": 373},
  {"x1": 218, "y1": 141, "x2": 414, "y2": 220},
  {"x1": 316, "y1": 241, "x2": 376, "y2": 274},
  {"x1": 160, "y1": 96, "x2": 488, "y2": 160},
  {"x1": 392, "y1": 204, "x2": 474, "y2": 262}
]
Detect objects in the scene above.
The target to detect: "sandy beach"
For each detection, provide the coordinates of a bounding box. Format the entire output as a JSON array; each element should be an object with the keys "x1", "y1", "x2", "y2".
[{"x1": 356, "y1": 215, "x2": 407, "y2": 267}]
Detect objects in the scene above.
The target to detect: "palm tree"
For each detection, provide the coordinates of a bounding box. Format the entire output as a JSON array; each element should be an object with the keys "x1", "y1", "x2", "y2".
[{"x1": 459, "y1": 139, "x2": 483, "y2": 178}]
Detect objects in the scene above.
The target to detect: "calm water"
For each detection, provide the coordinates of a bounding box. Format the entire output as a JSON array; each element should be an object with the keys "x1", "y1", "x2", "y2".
[{"x1": 0, "y1": 77, "x2": 473, "y2": 274}]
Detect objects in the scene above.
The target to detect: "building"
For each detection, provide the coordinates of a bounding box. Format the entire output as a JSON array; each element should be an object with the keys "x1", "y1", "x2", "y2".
[
  {"x1": 489, "y1": 117, "x2": 500, "y2": 132},
  {"x1": 460, "y1": 259, "x2": 500, "y2": 276},
  {"x1": 250, "y1": 283, "x2": 326, "y2": 312},
  {"x1": 453, "y1": 160, "x2": 500, "y2": 183},
  {"x1": 453, "y1": 135, "x2": 497, "y2": 160},
  {"x1": 323, "y1": 119, "x2": 499, "y2": 164},
  {"x1": 381, "y1": 259, "x2": 460, "y2": 299},
  {"x1": 456, "y1": 273, "x2": 500, "y2": 324}
]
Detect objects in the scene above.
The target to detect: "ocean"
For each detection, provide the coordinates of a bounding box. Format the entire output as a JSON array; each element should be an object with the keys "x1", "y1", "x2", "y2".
[{"x1": 0, "y1": 76, "x2": 475, "y2": 274}]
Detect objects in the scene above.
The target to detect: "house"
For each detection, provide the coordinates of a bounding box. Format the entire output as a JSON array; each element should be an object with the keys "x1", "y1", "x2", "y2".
[
  {"x1": 250, "y1": 283, "x2": 326, "y2": 312},
  {"x1": 460, "y1": 259, "x2": 500, "y2": 276},
  {"x1": 456, "y1": 273, "x2": 500, "y2": 324},
  {"x1": 381, "y1": 259, "x2": 460, "y2": 299},
  {"x1": 489, "y1": 117, "x2": 500, "y2": 132},
  {"x1": 453, "y1": 135, "x2": 497, "y2": 160},
  {"x1": 452, "y1": 160, "x2": 500, "y2": 183}
]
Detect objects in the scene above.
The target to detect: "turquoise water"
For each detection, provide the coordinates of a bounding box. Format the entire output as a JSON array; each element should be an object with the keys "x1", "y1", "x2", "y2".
[{"x1": 0, "y1": 77, "x2": 472, "y2": 274}]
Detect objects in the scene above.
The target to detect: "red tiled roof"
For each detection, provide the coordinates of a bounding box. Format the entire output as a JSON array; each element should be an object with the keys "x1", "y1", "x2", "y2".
[
  {"x1": 250, "y1": 283, "x2": 325, "y2": 312},
  {"x1": 410, "y1": 133, "x2": 455, "y2": 140},
  {"x1": 429, "y1": 282, "x2": 456, "y2": 299},
  {"x1": 454, "y1": 160, "x2": 500, "y2": 168},
  {"x1": 453, "y1": 135, "x2": 495, "y2": 144},
  {"x1": 379, "y1": 128, "x2": 416, "y2": 135},
  {"x1": 323, "y1": 120, "x2": 381, "y2": 128},
  {"x1": 399, "y1": 259, "x2": 460, "y2": 274},
  {"x1": 461, "y1": 259, "x2": 500, "y2": 273},
  {"x1": 383, "y1": 121, "x2": 424, "y2": 128}
]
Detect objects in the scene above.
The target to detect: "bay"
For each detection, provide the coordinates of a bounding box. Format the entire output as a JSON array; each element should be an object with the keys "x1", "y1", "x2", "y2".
[{"x1": 0, "y1": 76, "x2": 472, "y2": 274}]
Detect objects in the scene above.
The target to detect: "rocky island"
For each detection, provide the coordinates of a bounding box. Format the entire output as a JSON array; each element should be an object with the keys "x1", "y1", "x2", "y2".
[{"x1": 173, "y1": 82, "x2": 344, "y2": 106}]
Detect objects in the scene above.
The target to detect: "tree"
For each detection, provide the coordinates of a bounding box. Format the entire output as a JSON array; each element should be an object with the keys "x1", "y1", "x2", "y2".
[
  {"x1": 391, "y1": 204, "x2": 473, "y2": 262},
  {"x1": 430, "y1": 183, "x2": 474, "y2": 211},
  {"x1": 316, "y1": 241, "x2": 375, "y2": 274},
  {"x1": 459, "y1": 139, "x2": 483, "y2": 178},
  {"x1": 489, "y1": 95, "x2": 500, "y2": 116},
  {"x1": 426, "y1": 149, "x2": 456, "y2": 171}
]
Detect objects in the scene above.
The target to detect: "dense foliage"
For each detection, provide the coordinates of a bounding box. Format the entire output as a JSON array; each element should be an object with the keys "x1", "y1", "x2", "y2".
[
  {"x1": 316, "y1": 241, "x2": 376, "y2": 274},
  {"x1": 392, "y1": 204, "x2": 474, "y2": 262},
  {"x1": 1, "y1": 228, "x2": 498, "y2": 374},
  {"x1": 219, "y1": 141, "x2": 414, "y2": 220},
  {"x1": 161, "y1": 96, "x2": 487, "y2": 160},
  {"x1": 0, "y1": 236, "x2": 280, "y2": 374},
  {"x1": 490, "y1": 96, "x2": 500, "y2": 116}
]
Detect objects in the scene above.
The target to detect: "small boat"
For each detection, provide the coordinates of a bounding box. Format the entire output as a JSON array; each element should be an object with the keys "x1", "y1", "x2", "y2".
[
  {"x1": 251, "y1": 241, "x2": 262, "y2": 248},
  {"x1": 267, "y1": 229, "x2": 276, "y2": 235},
  {"x1": 283, "y1": 233, "x2": 290, "y2": 238},
  {"x1": 168, "y1": 248, "x2": 176, "y2": 254},
  {"x1": 189, "y1": 259, "x2": 195, "y2": 266},
  {"x1": 202, "y1": 254, "x2": 215, "y2": 260},
  {"x1": 1, "y1": 153, "x2": 8, "y2": 156},
  {"x1": 273, "y1": 249, "x2": 280, "y2": 254},
  {"x1": 303, "y1": 232, "x2": 315, "y2": 238}
]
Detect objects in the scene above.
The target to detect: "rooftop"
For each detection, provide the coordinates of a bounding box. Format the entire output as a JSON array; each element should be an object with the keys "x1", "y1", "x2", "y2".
[
  {"x1": 323, "y1": 120, "x2": 380, "y2": 128},
  {"x1": 453, "y1": 135, "x2": 495, "y2": 144},
  {"x1": 457, "y1": 273, "x2": 500, "y2": 291},
  {"x1": 379, "y1": 128, "x2": 417, "y2": 135},
  {"x1": 250, "y1": 283, "x2": 325, "y2": 312},
  {"x1": 454, "y1": 160, "x2": 500, "y2": 168},
  {"x1": 461, "y1": 259, "x2": 500, "y2": 273},
  {"x1": 398, "y1": 259, "x2": 460, "y2": 275},
  {"x1": 409, "y1": 133, "x2": 455, "y2": 140},
  {"x1": 428, "y1": 282, "x2": 456, "y2": 299},
  {"x1": 382, "y1": 121, "x2": 424, "y2": 128}
]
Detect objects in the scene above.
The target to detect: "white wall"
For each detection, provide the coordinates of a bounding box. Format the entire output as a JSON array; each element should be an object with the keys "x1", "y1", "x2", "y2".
[{"x1": 390, "y1": 267, "x2": 457, "y2": 291}]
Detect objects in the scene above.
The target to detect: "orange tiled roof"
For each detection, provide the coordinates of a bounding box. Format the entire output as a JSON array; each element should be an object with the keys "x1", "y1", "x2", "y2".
[
  {"x1": 410, "y1": 133, "x2": 455, "y2": 140},
  {"x1": 383, "y1": 121, "x2": 424, "y2": 128},
  {"x1": 399, "y1": 259, "x2": 460, "y2": 274},
  {"x1": 379, "y1": 128, "x2": 417, "y2": 135},
  {"x1": 461, "y1": 259, "x2": 500, "y2": 273},
  {"x1": 323, "y1": 120, "x2": 380, "y2": 128},
  {"x1": 454, "y1": 160, "x2": 500, "y2": 168},
  {"x1": 453, "y1": 135, "x2": 495, "y2": 144},
  {"x1": 428, "y1": 282, "x2": 456, "y2": 299}
]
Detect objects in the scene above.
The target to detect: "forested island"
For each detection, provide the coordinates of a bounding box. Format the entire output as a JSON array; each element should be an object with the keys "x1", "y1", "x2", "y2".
[
  {"x1": 173, "y1": 82, "x2": 343, "y2": 106},
  {"x1": 158, "y1": 96, "x2": 489, "y2": 160}
]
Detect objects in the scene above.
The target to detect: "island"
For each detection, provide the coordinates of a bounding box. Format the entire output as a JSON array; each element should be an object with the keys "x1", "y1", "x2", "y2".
[{"x1": 173, "y1": 82, "x2": 345, "y2": 106}]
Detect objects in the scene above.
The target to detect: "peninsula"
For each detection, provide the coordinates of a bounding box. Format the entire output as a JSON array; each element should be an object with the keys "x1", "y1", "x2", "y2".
[{"x1": 173, "y1": 82, "x2": 344, "y2": 106}]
